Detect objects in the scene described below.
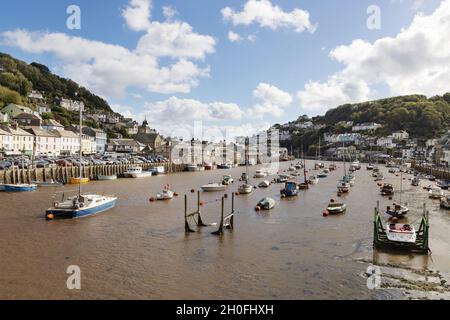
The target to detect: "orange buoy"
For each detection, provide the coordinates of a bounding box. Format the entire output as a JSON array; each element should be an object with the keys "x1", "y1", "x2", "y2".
[
  {"x1": 255, "y1": 206, "x2": 261, "y2": 211},
  {"x1": 46, "y1": 214, "x2": 54, "y2": 220}
]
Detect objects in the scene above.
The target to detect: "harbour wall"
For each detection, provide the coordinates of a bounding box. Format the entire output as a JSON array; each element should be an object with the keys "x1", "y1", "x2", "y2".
[
  {"x1": 412, "y1": 164, "x2": 450, "y2": 180},
  {"x1": 0, "y1": 163, "x2": 185, "y2": 185}
]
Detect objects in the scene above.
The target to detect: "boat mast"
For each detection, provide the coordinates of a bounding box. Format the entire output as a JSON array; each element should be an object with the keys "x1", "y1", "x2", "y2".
[
  {"x1": 78, "y1": 95, "x2": 82, "y2": 197},
  {"x1": 302, "y1": 144, "x2": 307, "y2": 183}
]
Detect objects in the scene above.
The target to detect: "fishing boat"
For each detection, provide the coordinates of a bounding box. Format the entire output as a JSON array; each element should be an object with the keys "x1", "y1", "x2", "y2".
[
  {"x1": 440, "y1": 195, "x2": 450, "y2": 209},
  {"x1": 258, "y1": 180, "x2": 271, "y2": 188},
  {"x1": 34, "y1": 179, "x2": 64, "y2": 187},
  {"x1": 69, "y1": 177, "x2": 89, "y2": 184},
  {"x1": 124, "y1": 167, "x2": 153, "y2": 178},
  {"x1": 156, "y1": 185, "x2": 174, "y2": 200},
  {"x1": 276, "y1": 174, "x2": 290, "y2": 183},
  {"x1": 366, "y1": 164, "x2": 374, "y2": 170},
  {"x1": 280, "y1": 181, "x2": 298, "y2": 198},
  {"x1": 386, "y1": 223, "x2": 416, "y2": 244},
  {"x1": 380, "y1": 183, "x2": 394, "y2": 196},
  {"x1": 3, "y1": 184, "x2": 37, "y2": 192},
  {"x1": 429, "y1": 187, "x2": 444, "y2": 199},
  {"x1": 97, "y1": 174, "x2": 117, "y2": 181},
  {"x1": 411, "y1": 176, "x2": 420, "y2": 186},
  {"x1": 222, "y1": 175, "x2": 234, "y2": 185},
  {"x1": 308, "y1": 175, "x2": 319, "y2": 184},
  {"x1": 46, "y1": 193, "x2": 117, "y2": 219},
  {"x1": 386, "y1": 203, "x2": 409, "y2": 218},
  {"x1": 46, "y1": 100, "x2": 117, "y2": 220},
  {"x1": 254, "y1": 170, "x2": 267, "y2": 178},
  {"x1": 326, "y1": 199, "x2": 347, "y2": 215},
  {"x1": 256, "y1": 197, "x2": 276, "y2": 210},
  {"x1": 201, "y1": 183, "x2": 227, "y2": 192},
  {"x1": 337, "y1": 180, "x2": 350, "y2": 193}
]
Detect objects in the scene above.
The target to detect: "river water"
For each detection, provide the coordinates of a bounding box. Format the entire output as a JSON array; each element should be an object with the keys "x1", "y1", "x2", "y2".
[{"x1": 0, "y1": 161, "x2": 449, "y2": 299}]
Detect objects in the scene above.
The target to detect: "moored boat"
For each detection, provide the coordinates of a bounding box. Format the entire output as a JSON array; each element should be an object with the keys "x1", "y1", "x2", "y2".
[
  {"x1": 4, "y1": 183, "x2": 38, "y2": 192},
  {"x1": 411, "y1": 176, "x2": 420, "y2": 186},
  {"x1": 156, "y1": 189, "x2": 174, "y2": 201},
  {"x1": 34, "y1": 179, "x2": 64, "y2": 187},
  {"x1": 201, "y1": 183, "x2": 227, "y2": 192},
  {"x1": 429, "y1": 187, "x2": 444, "y2": 199},
  {"x1": 258, "y1": 180, "x2": 271, "y2": 188},
  {"x1": 124, "y1": 167, "x2": 153, "y2": 178},
  {"x1": 440, "y1": 195, "x2": 450, "y2": 209},
  {"x1": 308, "y1": 175, "x2": 319, "y2": 184},
  {"x1": 256, "y1": 197, "x2": 276, "y2": 210},
  {"x1": 238, "y1": 184, "x2": 253, "y2": 194},
  {"x1": 386, "y1": 223, "x2": 416, "y2": 243},
  {"x1": 317, "y1": 171, "x2": 328, "y2": 178},
  {"x1": 337, "y1": 180, "x2": 350, "y2": 193},
  {"x1": 46, "y1": 194, "x2": 117, "y2": 219},
  {"x1": 222, "y1": 175, "x2": 234, "y2": 185},
  {"x1": 326, "y1": 199, "x2": 347, "y2": 215},
  {"x1": 280, "y1": 181, "x2": 298, "y2": 197},
  {"x1": 380, "y1": 183, "x2": 394, "y2": 196},
  {"x1": 254, "y1": 170, "x2": 267, "y2": 178},
  {"x1": 97, "y1": 174, "x2": 117, "y2": 181},
  {"x1": 386, "y1": 203, "x2": 409, "y2": 218},
  {"x1": 69, "y1": 177, "x2": 89, "y2": 184}
]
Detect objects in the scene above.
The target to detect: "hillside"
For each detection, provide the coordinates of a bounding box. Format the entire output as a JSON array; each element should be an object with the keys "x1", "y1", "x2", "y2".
[
  {"x1": 280, "y1": 94, "x2": 450, "y2": 155},
  {"x1": 0, "y1": 52, "x2": 114, "y2": 115}
]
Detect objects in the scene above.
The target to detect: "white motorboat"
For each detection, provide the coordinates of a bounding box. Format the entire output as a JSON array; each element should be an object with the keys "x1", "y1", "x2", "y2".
[
  {"x1": 124, "y1": 167, "x2": 152, "y2": 178},
  {"x1": 337, "y1": 180, "x2": 350, "y2": 193},
  {"x1": 288, "y1": 166, "x2": 296, "y2": 172},
  {"x1": 308, "y1": 175, "x2": 319, "y2": 184},
  {"x1": 238, "y1": 184, "x2": 253, "y2": 194},
  {"x1": 256, "y1": 197, "x2": 276, "y2": 210},
  {"x1": 411, "y1": 176, "x2": 420, "y2": 186},
  {"x1": 222, "y1": 175, "x2": 234, "y2": 185},
  {"x1": 97, "y1": 174, "x2": 118, "y2": 181},
  {"x1": 258, "y1": 180, "x2": 271, "y2": 188},
  {"x1": 156, "y1": 189, "x2": 174, "y2": 201},
  {"x1": 386, "y1": 223, "x2": 416, "y2": 243},
  {"x1": 440, "y1": 195, "x2": 450, "y2": 209},
  {"x1": 326, "y1": 201, "x2": 347, "y2": 214},
  {"x1": 201, "y1": 183, "x2": 227, "y2": 192},
  {"x1": 187, "y1": 164, "x2": 201, "y2": 172},
  {"x1": 46, "y1": 194, "x2": 117, "y2": 219},
  {"x1": 351, "y1": 161, "x2": 361, "y2": 170},
  {"x1": 386, "y1": 203, "x2": 409, "y2": 218},
  {"x1": 254, "y1": 170, "x2": 267, "y2": 178},
  {"x1": 374, "y1": 172, "x2": 384, "y2": 181},
  {"x1": 429, "y1": 187, "x2": 444, "y2": 199}
]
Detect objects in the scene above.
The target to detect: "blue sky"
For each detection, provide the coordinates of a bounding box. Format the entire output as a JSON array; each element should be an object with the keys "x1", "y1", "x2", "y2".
[{"x1": 0, "y1": 0, "x2": 448, "y2": 138}]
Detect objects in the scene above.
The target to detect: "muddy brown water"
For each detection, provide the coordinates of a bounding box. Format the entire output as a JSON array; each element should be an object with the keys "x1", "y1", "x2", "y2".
[{"x1": 0, "y1": 161, "x2": 449, "y2": 299}]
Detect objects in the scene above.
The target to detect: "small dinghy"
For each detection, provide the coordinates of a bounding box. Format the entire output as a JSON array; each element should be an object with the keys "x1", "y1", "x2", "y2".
[
  {"x1": 366, "y1": 164, "x2": 374, "y2": 170},
  {"x1": 276, "y1": 174, "x2": 290, "y2": 183},
  {"x1": 256, "y1": 197, "x2": 276, "y2": 210},
  {"x1": 201, "y1": 183, "x2": 227, "y2": 192},
  {"x1": 288, "y1": 166, "x2": 296, "y2": 172},
  {"x1": 258, "y1": 180, "x2": 271, "y2": 188},
  {"x1": 374, "y1": 172, "x2": 384, "y2": 181},
  {"x1": 380, "y1": 183, "x2": 394, "y2": 196},
  {"x1": 386, "y1": 203, "x2": 409, "y2": 218},
  {"x1": 386, "y1": 223, "x2": 416, "y2": 244},
  {"x1": 325, "y1": 199, "x2": 347, "y2": 215},
  {"x1": 329, "y1": 164, "x2": 337, "y2": 171},
  {"x1": 337, "y1": 180, "x2": 350, "y2": 193},
  {"x1": 317, "y1": 171, "x2": 328, "y2": 178},
  {"x1": 254, "y1": 170, "x2": 268, "y2": 178}
]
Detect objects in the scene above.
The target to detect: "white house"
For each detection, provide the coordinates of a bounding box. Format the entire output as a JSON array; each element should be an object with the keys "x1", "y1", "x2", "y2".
[
  {"x1": 27, "y1": 127, "x2": 61, "y2": 156},
  {"x1": 53, "y1": 130, "x2": 80, "y2": 156},
  {"x1": 0, "y1": 112, "x2": 8, "y2": 123},
  {"x1": 0, "y1": 127, "x2": 12, "y2": 155},
  {"x1": 352, "y1": 122, "x2": 382, "y2": 132},
  {"x1": 392, "y1": 130, "x2": 409, "y2": 140},
  {"x1": 81, "y1": 134, "x2": 96, "y2": 155},
  {"x1": 59, "y1": 98, "x2": 84, "y2": 112},
  {"x1": 37, "y1": 104, "x2": 51, "y2": 114},
  {"x1": 377, "y1": 136, "x2": 395, "y2": 148},
  {"x1": 28, "y1": 90, "x2": 45, "y2": 103},
  {"x1": 2, "y1": 125, "x2": 34, "y2": 156}
]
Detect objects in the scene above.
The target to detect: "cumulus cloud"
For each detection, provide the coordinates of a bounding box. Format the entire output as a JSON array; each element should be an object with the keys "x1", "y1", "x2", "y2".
[
  {"x1": 221, "y1": 0, "x2": 316, "y2": 33},
  {"x1": 122, "y1": 0, "x2": 152, "y2": 31},
  {"x1": 162, "y1": 5, "x2": 177, "y2": 20},
  {"x1": 249, "y1": 83, "x2": 293, "y2": 118},
  {"x1": 228, "y1": 31, "x2": 242, "y2": 42},
  {"x1": 297, "y1": 0, "x2": 450, "y2": 113},
  {"x1": 1, "y1": 0, "x2": 216, "y2": 98}
]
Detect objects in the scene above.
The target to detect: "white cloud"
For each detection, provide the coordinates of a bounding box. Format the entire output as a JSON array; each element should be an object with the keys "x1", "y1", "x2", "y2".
[
  {"x1": 162, "y1": 5, "x2": 178, "y2": 20},
  {"x1": 122, "y1": 0, "x2": 152, "y2": 32},
  {"x1": 111, "y1": 103, "x2": 135, "y2": 119},
  {"x1": 222, "y1": 0, "x2": 316, "y2": 33},
  {"x1": 143, "y1": 96, "x2": 244, "y2": 124},
  {"x1": 1, "y1": 1, "x2": 216, "y2": 98},
  {"x1": 297, "y1": 0, "x2": 450, "y2": 113},
  {"x1": 249, "y1": 83, "x2": 293, "y2": 118},
  {"x1": 228, "y1": 31, "x2": 242, "y2": 42}
]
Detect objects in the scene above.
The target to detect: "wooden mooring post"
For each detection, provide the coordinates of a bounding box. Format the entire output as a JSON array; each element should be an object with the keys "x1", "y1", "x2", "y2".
[
  {"x1": 212, "y1": 193, "x2": 235, "y2": 236},
  {"x1": 184, "y1": 191, "x2": 207, "y2": 233}
]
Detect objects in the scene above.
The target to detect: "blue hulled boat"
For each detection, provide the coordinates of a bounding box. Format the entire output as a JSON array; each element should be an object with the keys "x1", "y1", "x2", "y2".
[
  {"x1": 280, "y1": 181, "x2": 299, "y2": 197},
  {"x1": 4, "y1": 184, "x2": 38, "y2": 192},
  {"x1": 46, "y1": 194, "x2": 117, "y2": 219}
]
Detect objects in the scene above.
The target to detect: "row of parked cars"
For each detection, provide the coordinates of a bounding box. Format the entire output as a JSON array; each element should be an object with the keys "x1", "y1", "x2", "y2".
[{"x1": 0, "y1": 154, "x2": 169, "y2": 170}]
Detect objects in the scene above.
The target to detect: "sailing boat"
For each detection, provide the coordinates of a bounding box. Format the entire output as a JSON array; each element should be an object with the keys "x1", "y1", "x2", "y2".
[
  {"x1": 238, "y1": 141, "x2": 253, "y2": 194},
  {"x1": 386, "y1": 161, "x2": 409, "y2": 218},
  {"x1": 314, "y1": 137, "x2": 324, "y2": 170},
  {"x1": 298, "y1": 145, "x2": 309, "y2": 189},
  {"x1": 337, "y1": 145, "x2": 350, "y2": 193},
  {"x1": 45, "y1": 100, "x2": 117, "y2": 220}
]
